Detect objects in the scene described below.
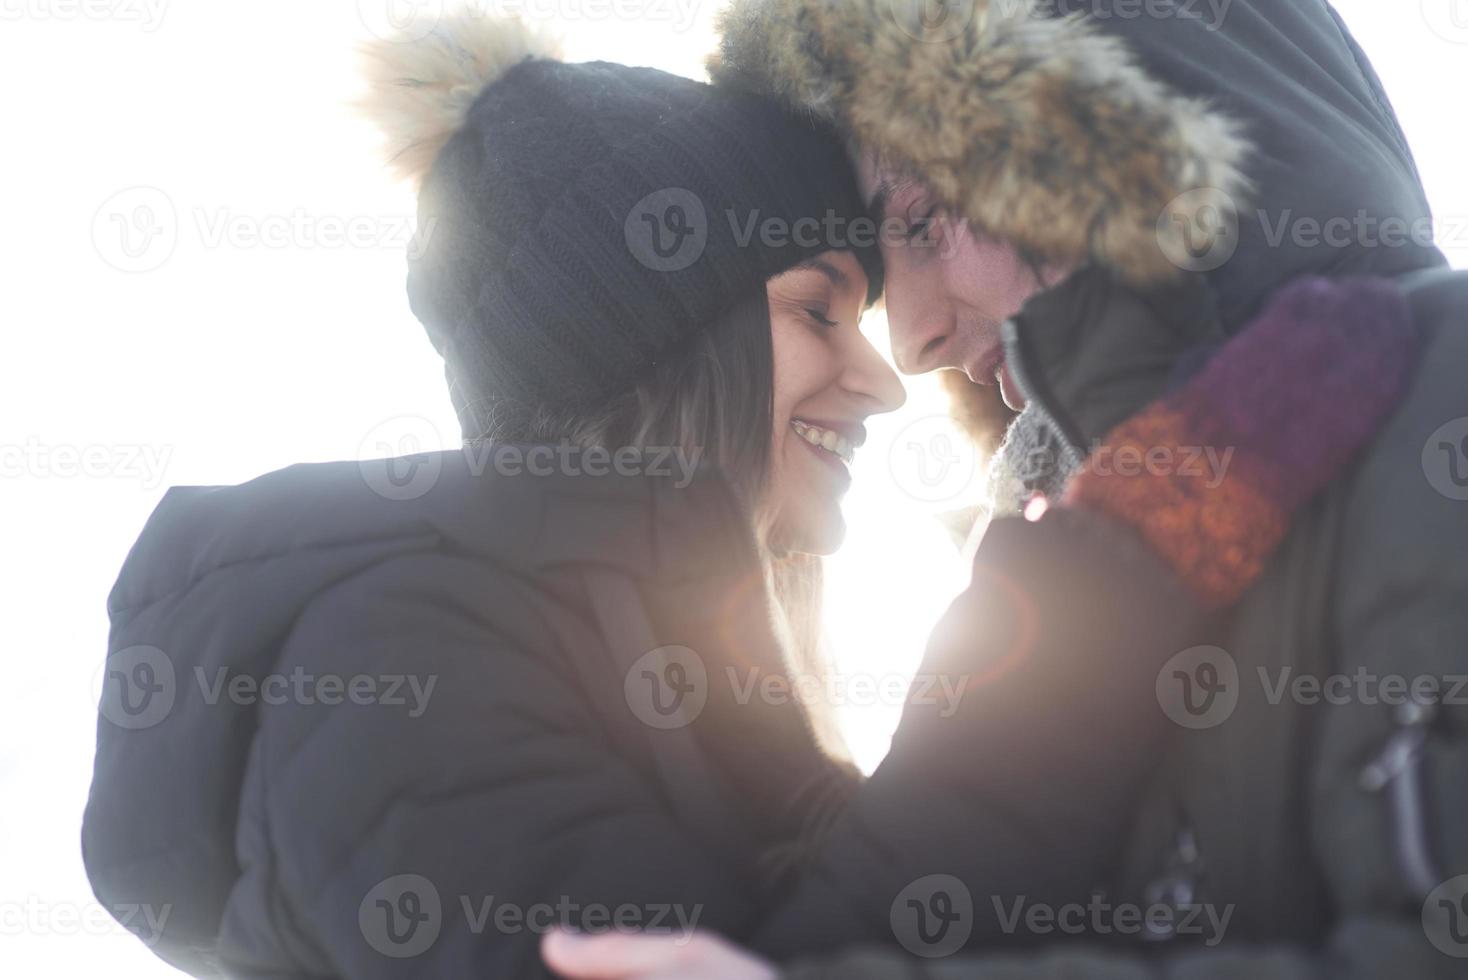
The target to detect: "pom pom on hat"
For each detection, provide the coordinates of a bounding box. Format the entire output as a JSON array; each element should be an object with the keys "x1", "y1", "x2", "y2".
[{"x1": 355, "y1": 12, "x2": 561, "y2": 188}]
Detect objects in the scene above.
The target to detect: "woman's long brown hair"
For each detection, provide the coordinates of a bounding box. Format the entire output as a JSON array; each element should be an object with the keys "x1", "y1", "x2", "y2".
[{"x1": 463, "y1": 290, "x2": 847, "y2": 759}]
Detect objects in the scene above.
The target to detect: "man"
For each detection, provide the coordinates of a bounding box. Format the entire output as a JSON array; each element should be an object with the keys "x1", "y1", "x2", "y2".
[{"x1": 544, "y1": 0, "x2": 1468, "y2": 977}]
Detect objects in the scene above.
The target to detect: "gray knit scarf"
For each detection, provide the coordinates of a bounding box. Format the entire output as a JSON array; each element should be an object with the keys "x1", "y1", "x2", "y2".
[{"x1": 985, "y1": 403, "x2": 1086, "y2": 517}]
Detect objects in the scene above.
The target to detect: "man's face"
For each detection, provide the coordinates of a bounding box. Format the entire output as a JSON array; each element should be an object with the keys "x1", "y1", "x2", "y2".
[{"x1": 857, "y1": 153, "x2": 1060, "y2": 410}]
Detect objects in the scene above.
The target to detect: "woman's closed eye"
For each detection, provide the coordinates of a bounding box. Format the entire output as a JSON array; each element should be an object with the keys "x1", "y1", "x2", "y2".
[
  {"x1": 768, "y1": 255, "x2": 864, "y2": 336},
  {"x1": 803, "y1": 306, "x2": 839, "y2": 330}
]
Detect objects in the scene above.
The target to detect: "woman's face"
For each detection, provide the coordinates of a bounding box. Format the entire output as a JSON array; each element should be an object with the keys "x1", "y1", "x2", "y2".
[{"x1": 766, "y1": 249, "x2": 906, "y2": 555}]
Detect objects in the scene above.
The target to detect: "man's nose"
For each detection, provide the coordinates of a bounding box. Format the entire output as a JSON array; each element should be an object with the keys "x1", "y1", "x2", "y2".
[
  {"x1": 885, "y1": 274, "x2": 955, "y2": 375},
  {"x1": 889, "y1": 309, "x2": 954, "y2": 375}
]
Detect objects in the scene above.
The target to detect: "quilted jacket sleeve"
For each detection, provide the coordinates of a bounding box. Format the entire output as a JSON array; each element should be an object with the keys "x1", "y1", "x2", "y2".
[
  {"x1": 752, "y1": 508, "x2": 1209, "y2": 960},
  {"x1": 220, "y1": 552, "x2": 754, "y2": 979}
]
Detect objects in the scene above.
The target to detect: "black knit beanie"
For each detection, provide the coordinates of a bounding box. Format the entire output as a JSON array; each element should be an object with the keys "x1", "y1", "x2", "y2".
[{"x1": 359, "y1": 16, "x2": 882, "y2": 438}]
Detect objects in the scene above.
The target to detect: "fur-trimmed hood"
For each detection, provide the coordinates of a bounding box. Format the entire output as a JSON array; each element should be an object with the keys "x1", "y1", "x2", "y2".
[{"x1": 713, "y1": 0, "x2": 1444, "y2": 328}]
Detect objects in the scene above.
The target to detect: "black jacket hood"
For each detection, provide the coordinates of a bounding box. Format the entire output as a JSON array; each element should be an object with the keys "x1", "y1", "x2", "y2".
[
  {"x1": 1076, "y1": 0, "x2": 1443, "y2": 325},
  {"x1": 713, "y1": 0, "x2": 1445, "y2": 327}
]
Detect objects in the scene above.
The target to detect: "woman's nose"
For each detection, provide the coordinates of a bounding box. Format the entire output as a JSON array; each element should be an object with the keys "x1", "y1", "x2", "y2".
[{"x1": 845, "y1": 331, "x2": 908, "y2": 415}]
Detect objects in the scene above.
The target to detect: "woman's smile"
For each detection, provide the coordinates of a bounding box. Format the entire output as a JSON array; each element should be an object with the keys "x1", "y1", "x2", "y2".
[
  {"x1": 790, "y1": 418, "x2": 856, "y2": 466},
  {"x1": 788, "y1": 417, "x2": 857, "y2": 501}
]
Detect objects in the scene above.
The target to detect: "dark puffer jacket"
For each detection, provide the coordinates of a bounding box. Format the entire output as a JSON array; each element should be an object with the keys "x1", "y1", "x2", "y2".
[
  {"x1": 706, "y1": 0, "x2": 1468, "y2": 976},
  {"x1": 85, "y1": 445, "x2": 1212, "y2": 978},
  {"x1": 770, "y1": 266, "x2": 1468, "y2": 980},
  {"x1": 83, "y1": 449, "x2": 852, "y2": 977}
]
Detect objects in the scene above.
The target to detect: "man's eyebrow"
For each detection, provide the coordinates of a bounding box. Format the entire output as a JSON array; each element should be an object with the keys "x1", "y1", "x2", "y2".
[
  {"x1": 867, "y1": 178, "x2": 894, "y2": 223},
  {"x1": 794, "y1": 257, "x2": 851, "y2": 289},
  {"x1": 865, "y1": 175, "x2": 914, "y2": 223}
]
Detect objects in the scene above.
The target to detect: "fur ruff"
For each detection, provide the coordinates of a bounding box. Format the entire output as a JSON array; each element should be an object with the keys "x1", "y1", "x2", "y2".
[
  {"x1": 711, "y1": 0, "x2": 1252, "y2": 286},
  {"x1": 356, "y1": 13, "x2": 561, "y2": 188}
]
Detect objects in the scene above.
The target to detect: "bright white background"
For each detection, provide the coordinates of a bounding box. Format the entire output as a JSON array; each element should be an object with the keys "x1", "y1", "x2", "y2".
[{"x1": 1, "y1": 2, "x2": 1463, "y2": 975}]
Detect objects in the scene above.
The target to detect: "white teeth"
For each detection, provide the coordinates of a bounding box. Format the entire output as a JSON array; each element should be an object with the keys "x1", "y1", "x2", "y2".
[{"x1": 791, "y1": 420, "x2": 854, "y2": 465}]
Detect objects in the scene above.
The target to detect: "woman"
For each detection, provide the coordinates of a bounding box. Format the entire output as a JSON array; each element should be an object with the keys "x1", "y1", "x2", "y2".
[{"x1": 81, "y1": 14, "x2": 904, "y2": 979}]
